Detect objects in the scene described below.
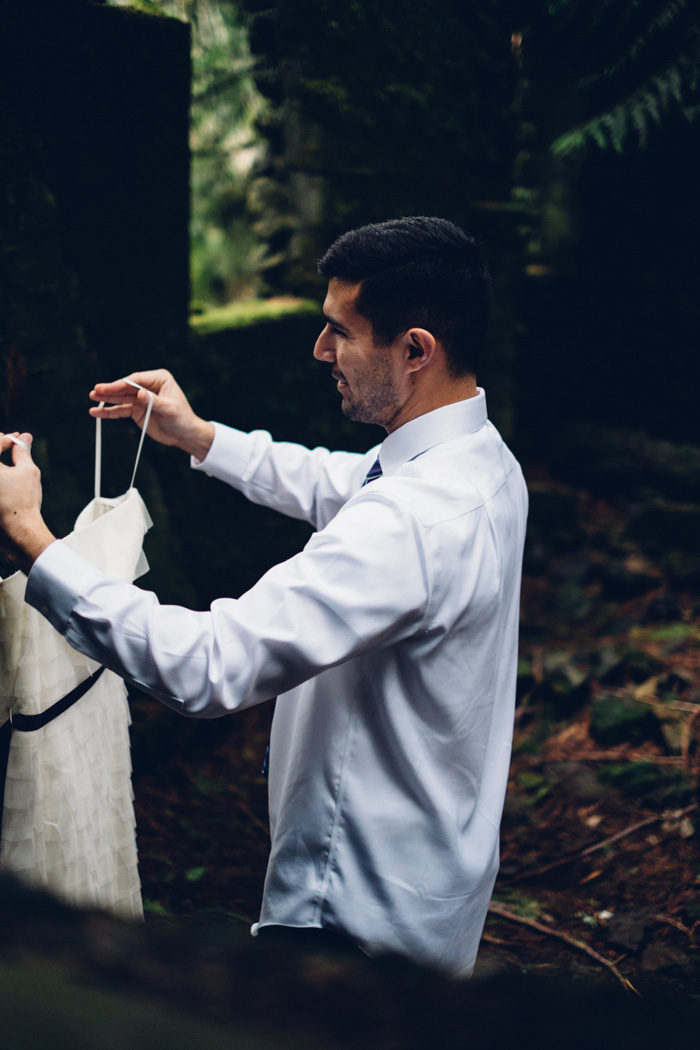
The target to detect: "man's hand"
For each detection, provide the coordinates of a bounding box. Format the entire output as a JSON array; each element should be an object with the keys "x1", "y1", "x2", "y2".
[
  {"x1": 89, "y1": 369, "x2": 215, "y2": 461},
  {"x1": 0, "y1": 434, "x2": 55, "y2": 574}
]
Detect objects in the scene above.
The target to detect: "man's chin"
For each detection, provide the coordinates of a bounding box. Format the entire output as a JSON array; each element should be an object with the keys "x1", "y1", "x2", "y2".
[{"x1": 340, "y1": 397, "x2": 364, "y2": 422}]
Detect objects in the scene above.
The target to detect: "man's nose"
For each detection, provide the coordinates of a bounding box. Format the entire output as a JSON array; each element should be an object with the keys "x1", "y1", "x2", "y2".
[{"x1": 313, "y1": 325, "x2": 336, "y2": 362}]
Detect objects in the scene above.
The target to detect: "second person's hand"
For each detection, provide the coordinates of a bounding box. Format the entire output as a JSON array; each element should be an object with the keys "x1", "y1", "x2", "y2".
[{"x1": 89, "y1": 369, "x2": 215, "y2": 460}]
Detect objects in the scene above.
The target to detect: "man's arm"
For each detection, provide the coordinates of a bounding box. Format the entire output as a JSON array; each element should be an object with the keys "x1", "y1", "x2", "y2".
[
  {"x1": 19, "y1": 487, "x2": 429, "y2": 718},
  {"x1": 195, "y1": 425, "x2": 375, "y2": 529},
  {"x1": 91, "y1": 369, "x2": 371, "y2": 528}
]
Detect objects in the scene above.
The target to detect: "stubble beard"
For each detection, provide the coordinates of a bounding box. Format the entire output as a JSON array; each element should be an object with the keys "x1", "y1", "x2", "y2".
[{"x1": 340, "y1": 370, "x2": 400, "y2": 427}]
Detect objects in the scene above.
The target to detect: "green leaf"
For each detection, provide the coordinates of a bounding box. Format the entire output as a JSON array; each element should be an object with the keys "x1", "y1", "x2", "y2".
[
  {"x1": 185, "y1": 866, "x2": 207, "y2": 882},
  {"x1": 646, "y1": 623, "x2": 693, "y2": 642},
  {"x1": 143, "y1": 899, "x2": 171, "y2": 915},
  {"x1": 492, "y1": 889, "x2": 541, "y2": 921}
]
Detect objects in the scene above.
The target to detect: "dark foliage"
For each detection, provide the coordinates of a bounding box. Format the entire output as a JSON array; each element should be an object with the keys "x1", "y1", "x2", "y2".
[
  {"x1": 1, "y1": 872, "x2": 700, "y2": 1049},
  {"x1": 241, "y1": 0, "x2": 517, "y2": 295},
  {"x1": 0, "y1": 1, "x2": 189, "y2": 567}
]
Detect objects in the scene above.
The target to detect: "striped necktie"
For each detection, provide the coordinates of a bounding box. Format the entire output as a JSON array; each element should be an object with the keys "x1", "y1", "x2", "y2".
[{"x1": 362, "y1": 456, "x2": 383, "y2": 486}]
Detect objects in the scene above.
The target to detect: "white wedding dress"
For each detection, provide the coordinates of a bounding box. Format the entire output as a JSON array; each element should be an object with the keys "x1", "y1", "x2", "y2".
[{"x1": 0, "y1": 419, "x2": 152, "y2": 919}]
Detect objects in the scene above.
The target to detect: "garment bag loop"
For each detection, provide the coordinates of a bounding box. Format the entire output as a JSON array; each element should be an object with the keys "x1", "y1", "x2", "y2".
[{"x1": 95, "y1": 379, "x2": 154, "y2": 500}]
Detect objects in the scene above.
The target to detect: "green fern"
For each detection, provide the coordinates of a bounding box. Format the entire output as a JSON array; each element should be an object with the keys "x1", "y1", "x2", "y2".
[
  {"x1": 580, "y1": 0, "x2": 691, "y2": 86},
  {"x1": 545, "y1": 0, "x2": 623, "y2": 37},
  {"x1": 552, "y1": 33, "x2": 700, "y2": 154}
]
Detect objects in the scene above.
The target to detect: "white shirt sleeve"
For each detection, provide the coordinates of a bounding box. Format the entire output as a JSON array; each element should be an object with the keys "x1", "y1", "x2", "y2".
[
  {"x1": 25, "y1": 489, "x2": 430, "y2": 718},
  {"x1": 191, "y1": 422, "x2": 377, "y2": 530}
]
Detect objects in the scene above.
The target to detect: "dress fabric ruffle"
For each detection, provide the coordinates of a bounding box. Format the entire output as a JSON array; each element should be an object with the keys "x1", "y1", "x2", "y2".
[{"x1": 0, "y1": 488, "x2": 152, "y2": 919}]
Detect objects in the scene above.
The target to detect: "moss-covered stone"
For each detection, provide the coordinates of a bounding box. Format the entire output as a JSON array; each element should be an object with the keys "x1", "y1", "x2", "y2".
[
  {"x1": 589, "y1": 696, "x2": 656, "y2": 746},
  {"x1": 598, "y1": 650, "x2": 664, "y2": 687},
  {"x1": 191, "y1": 297, "x2": 319, "y2": 335},
  {"x1": 597, "y1": 761, "x2": 694, "y2": 807},
  {"x1": 534, "y1": 655, "x2": 591, "y2": 717}
]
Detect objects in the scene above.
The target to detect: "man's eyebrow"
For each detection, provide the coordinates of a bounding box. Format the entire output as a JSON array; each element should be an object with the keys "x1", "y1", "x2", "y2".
[{"x1": 323, "y1": 312, "x2": 350, "y2": 333}]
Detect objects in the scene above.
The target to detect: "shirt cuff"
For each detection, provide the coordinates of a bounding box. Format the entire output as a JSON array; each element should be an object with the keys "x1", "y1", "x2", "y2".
[
  {"x1": 25, "y1": 540, "x2": 106, "y2": 635},
  {"x1": 189, "y1": 421, "x2": 254, "y2": 486}
]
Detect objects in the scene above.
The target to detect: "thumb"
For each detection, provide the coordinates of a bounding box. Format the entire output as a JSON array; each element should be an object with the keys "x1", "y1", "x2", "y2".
[
  {"x1": 10, "y1": 433, "x2": 33, "y2": 462},
  {"x1": 136, "y1": 386, "x2": 159, "y2": 418}
]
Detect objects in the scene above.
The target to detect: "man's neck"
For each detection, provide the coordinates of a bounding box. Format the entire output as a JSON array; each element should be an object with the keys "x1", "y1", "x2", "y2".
[{"x1": 384, "y1": 377, "x2": 478, "y2": 434}]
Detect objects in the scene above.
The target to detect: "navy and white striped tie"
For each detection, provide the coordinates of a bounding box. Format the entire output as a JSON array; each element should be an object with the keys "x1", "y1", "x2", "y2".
[{"x1": 362, "y1": 456, "x2": 383, "y2": 486}]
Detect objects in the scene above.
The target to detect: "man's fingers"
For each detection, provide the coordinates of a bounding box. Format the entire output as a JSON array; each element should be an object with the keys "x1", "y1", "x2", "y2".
[
  {"x1": 88, "y1": 402, "x2": 138, "y2": 419},
  {"x1": 90, "y1": 370, "x2": 170, "y2": 403},
  {"x1": 11, "y1": 433, "x2": 32, "y2": 454},
  {"x1": 0, "y1": 432, "x2": 33, "y2": 458},
  {"x1": 89, "y1": 383, "x2": 136, "y2": 403},
  {"x1": 125, "y1": 370, "x2": 171, "y2": 392},
  {"x1": 11, "y1": 433, "x2": 33, "y2": 461}
]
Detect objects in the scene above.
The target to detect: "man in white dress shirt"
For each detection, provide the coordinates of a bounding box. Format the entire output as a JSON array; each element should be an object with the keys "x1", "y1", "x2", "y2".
[{"x1": 0, "y1": 217, "x2": 527, "y2": 976}]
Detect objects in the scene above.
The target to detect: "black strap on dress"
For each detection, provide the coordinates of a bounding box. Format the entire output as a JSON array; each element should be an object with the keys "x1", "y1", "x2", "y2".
[
  {"x1": 0, "y1": 665, "x2": 106, "y2": 839},
  {"x1": 9, "y1": 665, "x2": 106, "y2": 731}
]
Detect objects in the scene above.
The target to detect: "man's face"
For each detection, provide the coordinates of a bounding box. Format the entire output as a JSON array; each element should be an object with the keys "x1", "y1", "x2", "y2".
[{"x1": 314, "y1": 279, "x2": 404, "y2": 430}]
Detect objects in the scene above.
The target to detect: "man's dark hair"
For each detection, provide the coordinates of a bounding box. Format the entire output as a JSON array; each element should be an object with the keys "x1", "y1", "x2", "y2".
[{"x1": 318, "y1": 217, "x2": 492, "y2": 376}]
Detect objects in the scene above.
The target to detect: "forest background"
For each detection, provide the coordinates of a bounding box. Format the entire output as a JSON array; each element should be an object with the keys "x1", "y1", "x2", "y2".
[{"x1": 1, "y1": 0, "x2": 700, "y2": 1030}]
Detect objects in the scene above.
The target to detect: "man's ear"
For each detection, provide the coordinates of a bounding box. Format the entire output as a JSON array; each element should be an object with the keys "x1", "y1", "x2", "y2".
[{"x1": 404, "y1": 328, "x2": 436, "y2": 373}]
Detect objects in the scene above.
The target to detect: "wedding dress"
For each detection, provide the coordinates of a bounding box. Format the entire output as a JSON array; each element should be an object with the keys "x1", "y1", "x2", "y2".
[{"x1": 0, "y1": 401, "x2": 152, "y2": 919}]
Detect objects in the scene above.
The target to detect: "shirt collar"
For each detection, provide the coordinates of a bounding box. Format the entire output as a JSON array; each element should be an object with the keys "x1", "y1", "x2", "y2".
[{"x1": 378, "y1": 389, "x2": 488, "y2": 477}]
